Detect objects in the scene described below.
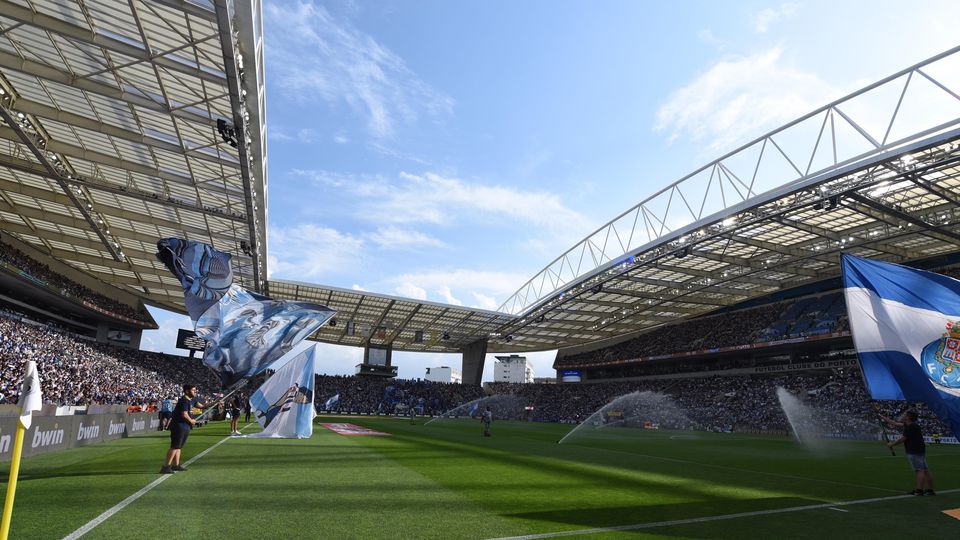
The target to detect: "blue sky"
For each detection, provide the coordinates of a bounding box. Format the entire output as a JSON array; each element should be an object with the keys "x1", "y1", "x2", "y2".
[{"x1": 141, "y1": 0, "x2": 960, "y2": 380}]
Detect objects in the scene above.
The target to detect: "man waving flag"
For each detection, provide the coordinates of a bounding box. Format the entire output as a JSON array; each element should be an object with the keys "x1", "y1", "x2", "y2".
[{"x1": 841, "y1": 254, "x2": 960, "y2": 435}]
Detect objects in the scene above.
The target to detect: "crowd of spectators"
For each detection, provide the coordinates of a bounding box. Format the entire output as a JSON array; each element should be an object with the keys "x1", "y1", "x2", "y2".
[
  {"x1": 314, "y1": 374, "x2": 485, "y2": 416},
  {"x1": 557, "y1": 265, "x2": 960, "y2": 371},
  {"x1": 489, "y1": 369, "x2": 953, "y2": 436},
  {"x1": 0, "y1": 305, "x2": 951, "y2": 441},
  {"x1": 557, "y1": 296, "x2": 847, "y2": 368},
  {"x1": 0, "y1": 314, "x2": 217, "y2": 406},
  {"x1": 0, "y1": 239, "x2": 151, "y2": 324}
]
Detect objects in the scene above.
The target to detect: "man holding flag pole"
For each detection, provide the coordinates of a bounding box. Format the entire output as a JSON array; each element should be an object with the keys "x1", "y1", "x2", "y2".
[
  {"x1": 841, "y1": 253, "x2": 960, "y2": 493},
  {"x1": 0, "y1": 361, "x2": 42, "y2": 540}
]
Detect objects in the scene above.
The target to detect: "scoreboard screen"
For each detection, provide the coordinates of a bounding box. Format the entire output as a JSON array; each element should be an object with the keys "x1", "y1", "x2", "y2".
[{"x1": 176, "y1": 329, "x2": 207, "y2": 352}]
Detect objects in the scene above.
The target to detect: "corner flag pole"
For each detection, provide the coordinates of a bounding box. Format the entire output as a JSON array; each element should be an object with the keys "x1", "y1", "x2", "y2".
[
  {"x1": 0, "y1": 417, "x2": 27, "y2": 540},
  {"x1": 1, "y1": 360, "x2": 41, "y2": 540}
]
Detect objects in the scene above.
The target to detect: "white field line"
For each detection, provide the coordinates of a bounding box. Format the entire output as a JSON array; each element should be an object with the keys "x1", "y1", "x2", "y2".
[
  {"x1": 63, "y1": 423, "x2": 254, "y2": 540},
  {"x1": 487, "y1": 488, "x2": 960, "y2": 540}
]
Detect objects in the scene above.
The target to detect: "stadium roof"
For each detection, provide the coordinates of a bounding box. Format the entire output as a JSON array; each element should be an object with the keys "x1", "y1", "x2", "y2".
[
  {"x1": 269, "y1": 280, "x2": 517, "y2": 353},
  {"x1": 490, "y1": 46, "x2": 960, "y2": 352},
  {"x1": 2, "y1": 3, "x2": 960, "y2": 360},
  {"x1": 0, "y1": 0, "x2": 267, "y2": 312},
  {"x1": 289, "y1": 47, "x2": 960, "y2": 355}
]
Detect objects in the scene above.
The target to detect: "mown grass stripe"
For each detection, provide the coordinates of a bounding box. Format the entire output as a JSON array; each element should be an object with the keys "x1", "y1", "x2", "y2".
[
  {"x1": 487, "y1": 488, "x2": 960, "y2": 540},
  {"x1": 63, "y1": 423, "x2": 253, "y2": 540}
]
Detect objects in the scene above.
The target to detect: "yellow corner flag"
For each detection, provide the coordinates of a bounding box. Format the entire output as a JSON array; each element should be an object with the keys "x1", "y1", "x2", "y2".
[{"x1": 0, "y1": 361, "x2": 42, "y2": 540}]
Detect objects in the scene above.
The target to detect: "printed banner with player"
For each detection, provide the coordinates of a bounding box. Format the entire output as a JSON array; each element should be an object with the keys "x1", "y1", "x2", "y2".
[
  {"x1": 841, "y1": 254, "x2": 960, "y2": 435},
  {"x1": 195, "y1": 285, "x2": 334, "y2": 386},
  {"x1": 247, "y1": 346, "x2": 318, "y2": 439},
  {"x1": 156, "y1": 238, "x2": 335, "y2": 387}
]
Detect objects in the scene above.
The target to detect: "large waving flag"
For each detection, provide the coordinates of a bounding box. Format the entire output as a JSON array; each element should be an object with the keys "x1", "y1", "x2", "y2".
[
  {"x1": 842, "y1": 254, "x2": 960, "y2": 435},
  {"x1": 157, "y1": 238, "x2": 336, "y2": 387},
  {"x1": 156, "y1": 238, "x2": 234, "y2": 321},
  {"x1": 196, "y1": 285, "x2": 335, "y2": 386},
  {"x1": 248, "y1": 346, "x2": 318, "y2": 438}
]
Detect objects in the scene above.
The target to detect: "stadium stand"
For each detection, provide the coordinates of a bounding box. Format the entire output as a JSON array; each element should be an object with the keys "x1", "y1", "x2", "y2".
[
  {"x1": 0, "y1": 238, "x2": 151, "y2": 325},
  {"x1": 314, "y1": 374, "x2": 485, "y2": 416},
  {"x1": 0, "y1": 313, "x2": 217, "y2": 406},
  {"x1": 488, "y1": 372, "x2": 953, "y2": 436},
  {"x1": 555, "y1": 293, "x2": 847, "y2": 368}
]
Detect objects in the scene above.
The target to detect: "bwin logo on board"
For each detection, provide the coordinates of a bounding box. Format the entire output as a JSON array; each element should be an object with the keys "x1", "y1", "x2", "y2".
[
  {"x1": 77, "y1": 422, "x2": 100, "y2": 440},
  {"x1": 131, "y1": 418, "x2": 145, "y2": 432},
  {"x1": 32, "y1": 424, "x2": 64, "y2": 448},
  {"x1": 108, "y1": 421, "x2": 126, "y2": 436}
]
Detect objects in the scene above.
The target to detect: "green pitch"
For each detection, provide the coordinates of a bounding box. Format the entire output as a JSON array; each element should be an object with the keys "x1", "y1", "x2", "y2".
[{"x1": 2, "y1": 417, "x2": 959, "y2": 539}]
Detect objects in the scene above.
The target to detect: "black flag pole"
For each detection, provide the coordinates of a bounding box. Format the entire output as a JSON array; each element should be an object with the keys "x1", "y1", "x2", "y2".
[{"x1": 195, "y1": 379, "x2": 249, "y2": 422}]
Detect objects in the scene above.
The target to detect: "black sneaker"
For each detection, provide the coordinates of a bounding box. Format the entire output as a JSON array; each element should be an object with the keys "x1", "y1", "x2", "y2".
[
  {"x1": 908, "y1": 489, "x2": 924, "y2": 496},
  {"x1": 172, "y1": 465, "x2": 188, "y2": 472},
  {"x1": 925, "y1": 490, "x2": 936, "y2": 496},
  {"x1": 159, "y1": 466, "x2": 174, "y2": 474}
]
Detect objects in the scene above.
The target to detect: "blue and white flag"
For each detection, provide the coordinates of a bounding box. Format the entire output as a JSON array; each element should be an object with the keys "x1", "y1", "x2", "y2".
[
  {"x1": 842, "y1": 254, "x2": 960, "y2": 434},
  {"x1": 156, "y1": 238, "x2": 234, "y2": 321},
  {"x1": 324, "y1": 393, "x2": 340, "y2": 410},
  {"x1": 248, "y1": 346, "x2": 318, "y2": 438},
  {"x1": 197, "y1": 285, "x2": 335, "y2": 387}
]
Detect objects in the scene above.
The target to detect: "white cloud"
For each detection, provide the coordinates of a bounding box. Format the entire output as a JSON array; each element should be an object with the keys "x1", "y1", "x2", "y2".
[
  {"x1": 376, "y1": 268, "x2": 528, "y2": 310},
  {"x1": 655, "y1": 47, "x2": 842, "y2": 152},
  {"x1": 471, "y1": 292, "x2": 498, "y2": 310},
  {"x1": 351, "y1": 284, "x2": 367, "y2": 292},
  {"x1": 364, "y1": 226, "x2": 445, "y2": 250},
  {"x1": 268, "y1": 224, "x2": 366, "y2": 280},
  {"x1": 752, "y1": 3, "x2": 799, "y2": 33},
  {"x1": 268, "y1": 126, "x2": 334, "y2": 145},
  {"x1": 295, "y1": 169, "x2": 590, "y2": 239},
  {"x1": 395, "y1": 281, "x2": 427, "y2": 300},
  {"x1": 436, "y1": 285, "x2": 462, "y2": 306},
  {"x1": 264, "y1": 1, "x2": 453, "y2": 138}
]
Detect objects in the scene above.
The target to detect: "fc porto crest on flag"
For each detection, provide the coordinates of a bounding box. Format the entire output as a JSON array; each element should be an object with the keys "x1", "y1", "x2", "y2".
[{"x1": 921, "y1": 321, "x2": 960, "y2": 389}]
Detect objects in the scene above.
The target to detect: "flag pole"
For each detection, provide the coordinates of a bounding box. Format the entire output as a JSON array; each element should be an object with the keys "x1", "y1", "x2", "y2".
[
  {"x1": 0, "y1": 417, "x2": 27, "y2": 540},
  {"x1": 194, "y1": 379, "x2": 249, "y2": 422}
]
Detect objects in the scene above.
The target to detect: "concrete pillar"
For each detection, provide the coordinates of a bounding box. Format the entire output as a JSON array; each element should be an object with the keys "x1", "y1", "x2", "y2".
[{"x1": 461, "y1": 339, "x2": 488, "y2": 386}]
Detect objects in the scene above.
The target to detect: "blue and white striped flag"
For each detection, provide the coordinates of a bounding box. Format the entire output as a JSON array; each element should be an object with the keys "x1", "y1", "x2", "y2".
[
  {"x1": 324, "y1": 393, "x2": 340, "y2": 410},
  {"x1": 248, "y1": 346, "x2": 318, "y2": 438},
  {"x1": 842, "y1": 254, "x2": 960, "y2": 434}
]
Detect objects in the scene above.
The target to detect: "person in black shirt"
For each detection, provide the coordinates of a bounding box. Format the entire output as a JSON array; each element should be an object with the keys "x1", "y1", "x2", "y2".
[
  {"x1": 244, "y1": 398, "x2": 252, "y2": 423},
  {"x1": 882, "y1": 410, "x2": 935, "y2": 496},
  {"x1": 160, "y1": 384, "x2": 215, "y2": 474},
  {"x1": 230, "y1": 395, "x2": 243, "y2": 435}
]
